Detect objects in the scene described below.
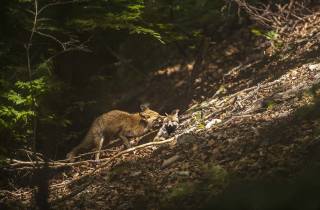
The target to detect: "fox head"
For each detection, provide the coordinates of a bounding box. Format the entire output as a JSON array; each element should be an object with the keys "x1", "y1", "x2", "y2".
[
  {"x1": 139, "y1": 104, "x2": 161, "y2": 124},
  {"x1": 164, "y1": 109, "x2": 179, "y2": 124},
  {"x1": 163, "y1": 109, "x2": 179, "y2": 134}
]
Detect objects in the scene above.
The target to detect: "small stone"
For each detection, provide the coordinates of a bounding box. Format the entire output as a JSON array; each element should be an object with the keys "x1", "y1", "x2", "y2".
[
  {"x1": 177, "y1": 133, "x2": 197, "y2": 145},
  {"x1": 308, "y1": 63, "x2": 320, "y2": 71},
  {"x1": 205, "y1": 119, "x2": 222, "y2": 129},
  {"x1": 176, "y1": 171, "x2": 190, "y2": 176},
  {"x1": 131, "y1": 171, "x2": 142, "y2": 176}
]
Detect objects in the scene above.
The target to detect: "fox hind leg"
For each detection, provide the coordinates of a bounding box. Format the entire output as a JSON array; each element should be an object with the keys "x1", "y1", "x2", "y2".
[{"x1": 95, "y1": 136, "x2": 104, "y2": 160}]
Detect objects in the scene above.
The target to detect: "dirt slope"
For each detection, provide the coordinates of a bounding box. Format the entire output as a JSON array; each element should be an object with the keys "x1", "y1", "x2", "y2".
[{"x1": 2, "y1": 8, "x2": 320, "y2": 210}]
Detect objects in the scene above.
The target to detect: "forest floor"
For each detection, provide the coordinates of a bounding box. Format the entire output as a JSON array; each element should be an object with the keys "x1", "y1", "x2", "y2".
[{"x1": 2, "y1": 8, "x2": 320, "y2": 210}]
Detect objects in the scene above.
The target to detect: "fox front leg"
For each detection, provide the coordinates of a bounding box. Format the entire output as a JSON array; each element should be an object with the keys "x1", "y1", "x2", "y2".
[
  {"x1": 119, "y1": 133, "x2": 131, "y2": 148},
  {"x1": 154, "y1": 124, "x2": 168, "y2": 142}
]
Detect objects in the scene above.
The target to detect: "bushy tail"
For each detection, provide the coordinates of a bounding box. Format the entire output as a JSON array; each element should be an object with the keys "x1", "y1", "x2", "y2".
[
  {"x1": 66, "y1": 130, "x2": 94, "y2": 161},
  {"x1": 66, "y1": 147, "x2": 78, "y2": 160},
  {"x1": 66, "y1": 117, "x2": 105, "y2": 160}
]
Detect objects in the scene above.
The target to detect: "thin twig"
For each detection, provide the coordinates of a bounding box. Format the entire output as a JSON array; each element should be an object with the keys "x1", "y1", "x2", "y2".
[
  {"x1": 34, "y1": 31, "x2": 66, "y2": 50},
  {"x1": 5, "y1": 130, "x2": 163, "y2": 170},
  {"x1": 24, "y1": 0, "x2": 39, "y2": 155},
  {"x1": 38, "y1": 0, "x2": 89, "y2": 15},
  {"x1": 48, "y1": 137, "x2": 178, "y2": 189}
]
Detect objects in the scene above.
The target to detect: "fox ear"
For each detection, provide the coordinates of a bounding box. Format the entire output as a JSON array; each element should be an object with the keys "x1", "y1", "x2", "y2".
[
  {"x1": 171, "y1": 109, "x2": 180, "y2": 117},
  {"x1": 139, "y1": 112, "x2": 148, "y2": 119},
  {"x1": 140, "y1": 103, "x2": 149, "y2": 111}
]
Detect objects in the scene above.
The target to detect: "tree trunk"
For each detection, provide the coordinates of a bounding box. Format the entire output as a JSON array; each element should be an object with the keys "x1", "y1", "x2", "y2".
[{"x1": 187, "y1": 36, "x2": 211, "y2": 98}]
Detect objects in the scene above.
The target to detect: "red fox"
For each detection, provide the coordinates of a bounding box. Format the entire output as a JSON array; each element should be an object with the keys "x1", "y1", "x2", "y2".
[{"x1": 67, "y1": 104, "x2": 161, "y2": 160}]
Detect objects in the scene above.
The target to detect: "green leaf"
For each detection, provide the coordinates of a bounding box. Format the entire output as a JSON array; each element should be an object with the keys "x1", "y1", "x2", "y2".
[
  {"x1": 251, "y1": 28, "x2": 263, "y2": 36},
  {"x1": 130, "y1": 26, "x2": 165, "y2": 44},
  {"x1": 7, "y1": 91, "x2": 27, "y2": 105},
  {"x1": 265, "y1": 30, "x2": 278, "y2": 40}
]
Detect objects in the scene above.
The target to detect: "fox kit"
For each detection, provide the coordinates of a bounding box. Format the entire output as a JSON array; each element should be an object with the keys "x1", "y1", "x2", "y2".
[
  {"x1": 154, "y1": 109, "x2": 179, "y2": 141},
  {"x1": 67, "y1": 104, "x2": 161, "y2": 160}
]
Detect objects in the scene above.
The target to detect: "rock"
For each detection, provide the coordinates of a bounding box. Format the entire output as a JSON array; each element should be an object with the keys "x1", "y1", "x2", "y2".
[
  {"x1": 205, "y1": 119, "x2": 222, "y2": 129},
  {"x1": 251, "y1": 126, "x2": 260, "y2": 136},
  {"x1": 308, "y1": 63, "x2": 320, "y2": 71},
  {"x1": 131, "y1": 171, "x2": 142, "y2": 176},
  {"x1": 177, "y1": 133, "x2": 198, "y2": 145},
  {"x1": 161, "y1": 155, "x2": 180, "y2": 168},
  {"x1": 212, "y1": 148, "x2": 222, "y2": 159},
  {"x1": 176, "y1": 171, "x2": 190, "y2": 176}
]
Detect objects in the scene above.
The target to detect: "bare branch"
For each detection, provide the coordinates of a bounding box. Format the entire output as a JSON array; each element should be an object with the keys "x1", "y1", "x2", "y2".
[
  {"x1": 38, "y1": 0, "x2": 89, "y2": 15},
  {"x1": 34, "y1": 30, "x2": 66, "y2": 50},
  {"x1": 234, "y1": 0, "x2": 312, "y2": 32},
  {"x1": 26, "y1": 0, "x2": 38, "y2": 80},
  {"x1": 4, "y1": 131, "x2": 174, "y2": 170},
  {"x1": 24, "y1": 0, "x2": 40, "y2": 155}
]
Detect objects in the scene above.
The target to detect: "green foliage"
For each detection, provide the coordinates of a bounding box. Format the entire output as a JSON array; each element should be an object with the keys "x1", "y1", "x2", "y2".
[
  {"x1": 266, "y1": 100, "x2": 276, "y2": 110},
  {"x1": 130, "y1": 26, "x2": 164, "y2": 44},
  {"x1": 66, "y1": 0, "x2": 164, "y2": 43},
  {"x1": 251, "y1": 28, "x2": 283, "y2": 51},
  {"x1": 251, "y1": 28, "x2": 279, "y2": 41},
  {"x1": 203, "y1": 164, "x2": 229, "y2": 185},
  {"x1": 0, "y1": 76, "x2": 50, "y2": 144},
  {"x1": 0, "y1": 0, "x2": 236, "y2": 159},
  {"x1": 192, "y1": 111, "x2": 206, "y2": 129},
  {"x1": 145, "y1": 0, "x2": 229, "y2": 43},
  {"x1": 265, "y1": 31, "x2": 278, "y2": 41},
  {"x1": 166, "y1": 182, "x2": 196, "y2": 200},
  {"x1": 293, "y1": 84, "x2": 320, "y2": 121},
  {"x1": 162, "y1": 163, "x2": 229, "y2": 209}
]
